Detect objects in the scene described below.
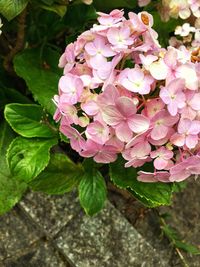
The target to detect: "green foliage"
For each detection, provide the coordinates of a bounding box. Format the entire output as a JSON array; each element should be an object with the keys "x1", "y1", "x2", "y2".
[
  {"x1": 14, "y1": 48, "x2": 62, "y2": 116},
  {"x1": 161, "y1": 218, "x2": 200, "y2": 255},
  {"x1": 93, "y1": 0, "x2": 137, "y2": 10},
  {"x1": 79, "y1": 160, "x2": 107, "y2": 215},
  {"x1": 0, "y1": 0, "x2": 28, "y2": 21},
  {"x1": 109, "y1": 157, "x2": 173, "y2": 207},
  {"x1": 30, "y1": 153, "x2": 83, "y2": 194},
  {"x1": 64, "y1": 3, "x2": 97, "y2": 30},
  {"x1": 7, "y1": 137, "x2": 57, "y2": 182},
  {"x1": 5, "y1": 103, "x2": 57, "y2": 138},
  {"x1": 0, "y1": 88, "x2": 31, "y2": 110},
  {"x1": 38, "y1": 3, "x2": 67, "y2": 17},
  {"x1": 0, "y1": 122, "x2": 27, "y2": 215}
]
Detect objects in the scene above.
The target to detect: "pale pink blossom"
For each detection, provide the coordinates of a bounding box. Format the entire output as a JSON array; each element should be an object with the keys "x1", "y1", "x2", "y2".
[
  {"x1": 150, "y1": 147, "x2": 173, "y2": 170},
  {"x1": 80, "y1": 140, "x2": 118, "y2": 163},
  {"x1": 60, "y1": 124, "x2": 86, "y2": 152},
  {"x1": 160, "y1": 78, "x2": 186, "y2": 116},
  {"x1": 171, "y1": 119, "x2": 200, "y2": 148},
  {"x1": 119, "y1": 67, "x2": 154, "y2": 94},
  {"x1": 59, "y1": 74, "x2": 83, "y2": 105},
  {"x1": 137, "y1": 171, "x2": 170, "y2": 182},
  {"x1": 85, "y1": 121, "x2": 110, "y2": 145},
  {"x1": 169, "y1": 155, "x2": 200, "y2": 182},
  {"x1": 150, "y1": 110, "x2": 179, "y2": 140},
  {"x1": 107, "y1": 26, "x2": 133, "y2": 51},
  {"x1": 102, "y1": 96, "x2": 150, "y2": 142}
]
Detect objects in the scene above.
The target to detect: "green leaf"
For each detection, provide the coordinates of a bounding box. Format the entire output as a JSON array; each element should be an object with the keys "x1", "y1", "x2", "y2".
[
  {"x1": 30, "y1": 153, "x2": 83, "y2": 194},
  {"x1": 5, "y1": 103, "x2": 57, "y2": 138},
  {"x1": 63, "y1": 4, "x2": 97, "y2": 29},
  {"x1": 14, "y1": 48, "x2": 62, "y2": 116},
  {"x1": 39, "y1": 4, "x2": 67, "y2": 17},
  {"x1": 109, "y1": 157, "x2": 173, "y2": 207},
  {"x1": 93, "y1": 0, "x2": 137, "y2": 10},
  {"x1": 0, "y1": 121, "x2": 27, "y2": 215},
  {"x1": 7, "y1": 137, "x2": 57, "y2": 182},
  {"x1": 59, "y1": 132, "x2": 69, "y2": 143},
  {"x1": 79, "y1": 167, "x2": 107, "y2": 216},
  {"x1": 0, "y1": 0, "x2": 28, "y2": 21},
  {"x1": 0, "y1": 87, "x2": 31, "y2": 110},
  {"x1": 161, "y1": 224, "x2": 200, "y2": 255}
]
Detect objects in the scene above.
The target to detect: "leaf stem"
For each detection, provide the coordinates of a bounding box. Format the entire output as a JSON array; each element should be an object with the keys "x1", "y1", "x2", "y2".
[{"x1": 3, "y1": 8, "x2": 27, "y2": 75}]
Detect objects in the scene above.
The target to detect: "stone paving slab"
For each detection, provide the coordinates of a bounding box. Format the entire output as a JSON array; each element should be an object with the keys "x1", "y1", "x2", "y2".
[
  {"x1": 2, "y1": 242, "x2": 67, "y2": 267},
  {"x1": 0, "y1": 191, "x2": 169, "y2": 267},
  {"x1": 20, "y1": 191, "x2": 82, "y2": 237},
  {"x1": 0, "y1": 209, "x2": 43, "y2": 261},
  {"x1": 55, "y1": 201, "x2": 166, "y2": 267}
]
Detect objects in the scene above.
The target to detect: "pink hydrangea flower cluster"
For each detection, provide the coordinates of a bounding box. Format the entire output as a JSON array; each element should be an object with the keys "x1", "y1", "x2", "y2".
[{"x1": 53, "y1": 9, "x2": 200, "y2": 183}]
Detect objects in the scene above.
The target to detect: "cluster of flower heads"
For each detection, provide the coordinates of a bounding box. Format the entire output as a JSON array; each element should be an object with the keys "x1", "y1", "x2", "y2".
[
  {"x1": 168, "y1": 22, "x2": 200, "y2": 51},
  {"x1": 139, "y1": 0, "x2": 200, "y2": 21},
  {"x1": 53, "y1": 9, "x2": 200, "y2": 183}
]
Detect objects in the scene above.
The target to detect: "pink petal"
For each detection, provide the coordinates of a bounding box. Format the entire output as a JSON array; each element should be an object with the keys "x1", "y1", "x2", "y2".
[
  {"x1": 170, "y1": 133, "x2": 185, "y2": 147},
  {"x1": 150, "y1": 125, "x2": 169, "y2": 140},
  {"x1": 128, "y1": 114, "x2": 150, "y2": 133},
  {"x1": 115, "y1": 122, "x2": 133, "y2": 142},
  {"x1": 185, "y1": 135, "x2": 198, "y2": 149},
  {"x1": 102, "y1": 105, "x2": 123, "y2": 126},
  {"x1": 137, "y1": 172, "x2": 158, "y2": 182},
  {"x1": 154, "y1": 158, "x2": 168, "y2": 170},
  {"x1": 116, "y1": 97, "x2": 136, "y2": 117}
]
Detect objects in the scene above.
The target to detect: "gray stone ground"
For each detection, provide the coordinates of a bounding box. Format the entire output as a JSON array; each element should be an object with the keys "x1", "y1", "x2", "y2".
[
  {"x1": 0, "y1": 180, "x2": 199, "y2": 267},
  {"x1": 0, "y1": 191, "x2": 165, "y2": 267}
]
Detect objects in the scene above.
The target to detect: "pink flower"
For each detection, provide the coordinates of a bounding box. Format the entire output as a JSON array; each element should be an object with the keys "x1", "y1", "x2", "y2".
[
  {"x1": 150, "y1": 110, "x2": 179, "y2": 140},
  {"x1": 58, "y1": 43, "x2": 75, "y2": 74},
  {"x1": 85, "y1": 121, "x2": 110, "y2": 145},
  {"x1": 59, "y1": 74, "x2": 83, "y2": 105},
  {"x1": 176, "y1": 63, "x2": 198, "y2": 90},
  {"x1": 150, "y1": 147, "x2": 173, "y2": 170},
  {"x1": 169, "y1": 156, "x2": 200, "y2": 182},
  {"x1": 160, "y1": 78, "x2": 186, "y2": 116},
  {"x1": 80, "y1": 140, "x2": 118, "y2": 163},
  {"x1": 85, "y1": 36, "x2": 116, "y2": 69},
  {"x1": 97, "y1": 9, "x2": 124, "y2": 26},
  {"x1": 180, "y1": 92, "x2": 200, "y2": 120},
  {"x1": 54, "y1": 9, "x2": 200, "y2": 184},
  {"x1": 119, "y1": 67, "x2": 154, "y2": 94},
  {"x1": 137, "y1": 171, "x2": 170, "y2": 182},
  {"x1": 171, "y1": 119, "x2": 200, "y2": 149},
  {"x1": 138, "y1": 0, "x2": 151, "y2": 7},
  {"x1": 60, "y1": 124, "x2": 86, "y2": 152},
  {"x1": 102, "y1": 96, "x2": 150, "y2": 142},
  {"x1": 143, "y1": 98, "x2": 165, "y2": 118},
  {"x1": 107, "y1": 26, "x2": 133, "y2": 51}
]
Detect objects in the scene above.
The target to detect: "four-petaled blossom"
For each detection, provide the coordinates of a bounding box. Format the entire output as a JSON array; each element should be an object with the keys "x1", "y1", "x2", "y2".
[
  {"x1": 171, "y1": 119, "x2": 200, "y2": 148},
  {"x1": 59, "y1": 74, "x2": 83, "y2": 105},
  {"x1": 119, "y1": 67, "x2": 154, "y2": 94},
  {"x1": 102, "y1": 96, "x2": 150, "y2": 142},
  {"x1": 160, "y1": 78, "x2": 186, "y2": 116},
  {"x1": 150, "y1": 147, "x2": 173, "y2": 170},
  {"x1": 107, "y1": 26, "x2": 133, "y2": 51}
]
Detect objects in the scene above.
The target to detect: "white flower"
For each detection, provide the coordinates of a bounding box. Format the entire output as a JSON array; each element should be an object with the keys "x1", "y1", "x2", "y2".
[
  {"x1": 0, "y1": 18, "x2": 2, "y2": 35},
  {"x1": 175, "y1": 23, "x2": 195, "y2": 37}
]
